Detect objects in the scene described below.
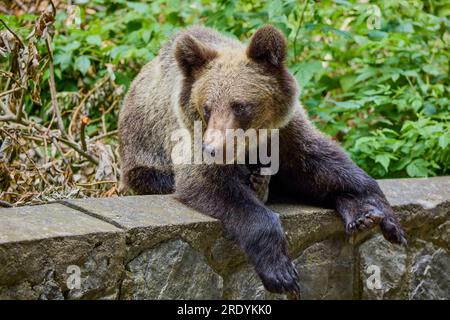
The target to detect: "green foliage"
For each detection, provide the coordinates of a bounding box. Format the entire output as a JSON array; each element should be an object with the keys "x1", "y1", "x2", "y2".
[{"x1": 2, "y1": 0, "x2": 450, "y2": 179}]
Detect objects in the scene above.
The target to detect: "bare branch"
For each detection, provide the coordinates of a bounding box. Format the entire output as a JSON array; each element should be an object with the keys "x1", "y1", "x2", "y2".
[
  {"x1": 89, "y1": 129, "x2": 118, "y2": 143},
  {"x1": 0, "y1": 200, "x2": 13, "y2": 208},
  {"x1": 0, "y1": 115, "x2": 17, "y2": 122},
  {"x1": 69, "y1": 76, "x2": 109, "y2": 138},
  {"x1": 56, "y1": 136, "x2": 99, "y2": 165},
  {"x1": 0, "y1": 116, "x2": 99, "y2": 165},
  {"x1": 0, "y1": 86, "x2": 24, "y2": 98},
  {"x1": 80, "y1": 116, "x2": 89, "y2": 151},
  {"x1": 45, "y1": 34, "x2": 67, "y2": 138},
  {"x1": 0, "y1": 19, "x2": 24, "y2": 48}
]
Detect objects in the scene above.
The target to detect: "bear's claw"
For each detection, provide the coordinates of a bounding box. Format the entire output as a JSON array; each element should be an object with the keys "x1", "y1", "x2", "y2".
[
  {"x1": 345, "y1": 208, "x2": 385, "y2": 234},
  {"x1": 380, "y1": 216, "x2": 408, "y2": 246},
  {"x1": 257, "y1": 257, "x2": 300, "y2": 295}
]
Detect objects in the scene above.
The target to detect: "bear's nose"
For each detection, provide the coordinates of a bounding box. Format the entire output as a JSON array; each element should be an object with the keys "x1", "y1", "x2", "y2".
[{"x1": 202, "y1": 143, "x2": 216, "y2": 157}]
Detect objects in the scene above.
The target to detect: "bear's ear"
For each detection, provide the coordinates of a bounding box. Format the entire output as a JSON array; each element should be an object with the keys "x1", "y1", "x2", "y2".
[
  {"x1": 175, "y1": 34, "x2": 217, "y2": 76},
  {"x1": 246, "y1": 25, "x2": 287, "y2": 68}
]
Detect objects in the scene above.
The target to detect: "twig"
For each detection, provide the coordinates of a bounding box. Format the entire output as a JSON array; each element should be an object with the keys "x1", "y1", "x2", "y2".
[
  {"x1": 68, "y1": 76, "x2": 109, "y2": 138},
  {"x1": 0, "y1": 70, "x2": 22, "y2": 88},
  {"x1": 80, "y1": 116, "x2": 89, "y2": 151},
  {"x1": 42, "y1": 135, "x2": 49, "y2": 164},
  {"x1": 0, "y1": 86, "x2": 24, "y2": 98},
  {"x1": 0, "y1": 19, "x2": 24, "y2": 48},
  {"x1": 56, "y1": 136, "x2": 99, "y2": 165},
  {"x1": 0, "y1": 128, "x2": 51, "y2": 187},
  {"x1": 89, "y1": 129, "x2": 118, "y2": 142},
  {"x1": 51, "y1": 136, "x2": 70, "y2": 165},
  {"x1": 0, "y1": 200, "x2": 13, "y2": 208},
  {"x1": 0, "y1": 116, "x2": 99, "y2": 165},
  {"x1": 293, "y1": 0, "x2": 310, "y2": 59},
  {"x1": 101, "y1": 113, "x2": 107, "y2": 134},
  {"x1": 77, "y1": 181, "x2": 116, "y2": 187},
  {"x1": 45, "y1": 35, "x2": 67, "y2": 138},
  {"x1": 104, "y1": 99, "x2": 119, "y2": 115},
  {"x1": 15, "y1": 85, "x2": 25, "y2": 123},
  {"x1": 49, "y1": 0, "x2": 56, "y2": 13},
  {"x1": 0, "y1": 115, "x2": 17, "y2": 121}
]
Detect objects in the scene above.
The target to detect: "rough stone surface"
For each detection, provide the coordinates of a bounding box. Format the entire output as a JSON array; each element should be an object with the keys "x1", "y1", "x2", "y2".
[
  {"x1": 66, "y1": 195, "x2": 215, "y2": 229},
  {"x1": 120, "y1": 240, "x2": 223, "y2": 299},
  {"x1": 409, "y1": 241, "x2": 449, "y2": 300},
  {"x1": 378, "y1": 176, "x2": 450, "y2": 208},
  {"x1": 0, "y1": 204, "x2": 125, "y2": 299},
  {"x1": 224, "y1": 265, "x2": 287, "y2": 300},
  {"x1": 359, "y1": 235, "x2": 407, "y2": 299},
  {"x1": 0, "y1": 203, "x2": 122, "y2": 243},
  {"x1": 65, "y1": 196, "x2": 221, "y2": 261},
  {"x1": 294, "y1": 235, "x2": 354, "y2": 299},
  {"x1": 0, "y1": 176, "x2": 449, "y2": 300}
]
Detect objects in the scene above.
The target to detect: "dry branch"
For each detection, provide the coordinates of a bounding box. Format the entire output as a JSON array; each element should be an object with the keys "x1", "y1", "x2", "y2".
[{"x1": 0, "y1": 2, "x2": 120, "y2": 206}]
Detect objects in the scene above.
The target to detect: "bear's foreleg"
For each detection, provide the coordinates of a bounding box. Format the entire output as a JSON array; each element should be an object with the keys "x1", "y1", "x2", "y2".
[
  {"x1": 174, "y1": 164, "x2": 300, "y2": 294},
  {"x1": 276, "y1": 112, "x2": 406, "y2": 245},
  {"x1": 249, "y1": 168, "x2": 271, "y2": 203}
]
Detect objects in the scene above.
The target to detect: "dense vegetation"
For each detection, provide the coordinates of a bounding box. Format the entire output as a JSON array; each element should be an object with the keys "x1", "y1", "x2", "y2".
[{"x1": 1, "y1": 0, "x2": 449, "y2": 205}]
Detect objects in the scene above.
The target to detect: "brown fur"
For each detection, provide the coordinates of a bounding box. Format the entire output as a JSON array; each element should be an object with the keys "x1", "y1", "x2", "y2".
[
  {"x1": 246, "y1": 25, "x2": 287, "y2": 67},
  {"x1": 119, "y1": 25, "x2": 406, "y2": 295}
]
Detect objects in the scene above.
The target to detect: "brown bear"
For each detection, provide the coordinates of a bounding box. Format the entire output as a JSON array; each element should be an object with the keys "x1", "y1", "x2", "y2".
[{"x1": 118, "y1": 25, "x2": 406, "y2": 295}]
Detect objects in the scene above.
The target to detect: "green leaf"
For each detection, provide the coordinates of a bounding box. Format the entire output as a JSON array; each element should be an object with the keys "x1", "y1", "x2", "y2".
[
  {"x1": 109, "y1": 45, "x2": 130, "y2": 62},
  {"x1": 331, "y1": 100, "x2": 363, "y2": 110},
  {"x1": 375, "y1": 154, "x2": 390, "y2": 171},
  {"x1": 142, "y1": 29, "x2": 152, "y2": 43},
  {"x1": 395, "y1": 22, "x2": 414, "y2": 33},
  {"x1": 294, "y1": 60, "x2": 322, "y2": 88},
  {"x1": 423, "y1": 103, "x2": 436, "y2": 115},
  {"x1": 422, "y1": 64, "x2": 441, "y2": 76},
  {"x1": 86, "y1": 35, "x2": 102, "y2": 46},
  {"x1": 439, "y1": 135, "x2": 450, "y2": 149},
  {"x1": 126, "y1": 2, "x2": 149, "y2": 12},
  {"x1": 65, "y1": 41, "x2": 81, "y2": 52},
  {"x1": 54, "y1": 53, "x2": 72, "y2": 71},
  {"x1": 368, "y1": 30, "x2": 388, "y2": 41},
  {"x1": 355, "y1": 67, "x2": 376, "y2": 83},
  {"x1": 406, "y1": 159, "x2": 429, "y2": 177},
  {"x1": 339, "y1": 75, "x2": 357, "y2": 92},
  {"x1": 74, "y1": 56, "x2": 91, "y2": 75},
  {"x1": 353, "y1": 35, "x2": 369, "y2": 46}
]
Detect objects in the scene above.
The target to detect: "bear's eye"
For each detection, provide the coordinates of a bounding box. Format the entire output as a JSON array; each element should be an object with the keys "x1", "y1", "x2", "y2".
[
  {"x1": 203, "y1": 104, "x2": 211, "y2": 121},
  {"x1": 231, "y1": 102, "x2": 251, "y2": 117}
]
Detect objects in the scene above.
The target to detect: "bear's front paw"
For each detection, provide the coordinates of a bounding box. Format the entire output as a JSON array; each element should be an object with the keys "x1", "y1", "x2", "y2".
[
  {"x1": 256, "y1": 254, "x2": 300, "y2": 295},
  {"x1": 380, "y1": 215, "x2": 407, "y2": 246},
  {"x1": 337, "y1": 195, "x2": 386, "y2": 235},
  {"x1": 337, "y1": 193, "x2": 407, "y2": 246},
  {"x1": 345, "y1": 207, "x2": 384, "y2": 234}
]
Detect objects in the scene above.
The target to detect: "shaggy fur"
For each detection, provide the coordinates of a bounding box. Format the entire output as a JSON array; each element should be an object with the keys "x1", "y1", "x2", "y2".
[{"x1": 119, "y1": 25, "x2": 406, "y2": 295}]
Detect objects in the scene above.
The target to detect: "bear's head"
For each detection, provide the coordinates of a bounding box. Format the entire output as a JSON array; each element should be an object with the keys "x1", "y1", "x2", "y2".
[{"x1": 174, "y1": 25, "x2": 298, "y2": 160}]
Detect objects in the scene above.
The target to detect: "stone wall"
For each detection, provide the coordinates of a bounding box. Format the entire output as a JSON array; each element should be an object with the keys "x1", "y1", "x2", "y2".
[{"x1": 0, "y1": 177, "x2": 449, "y2": 300}]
